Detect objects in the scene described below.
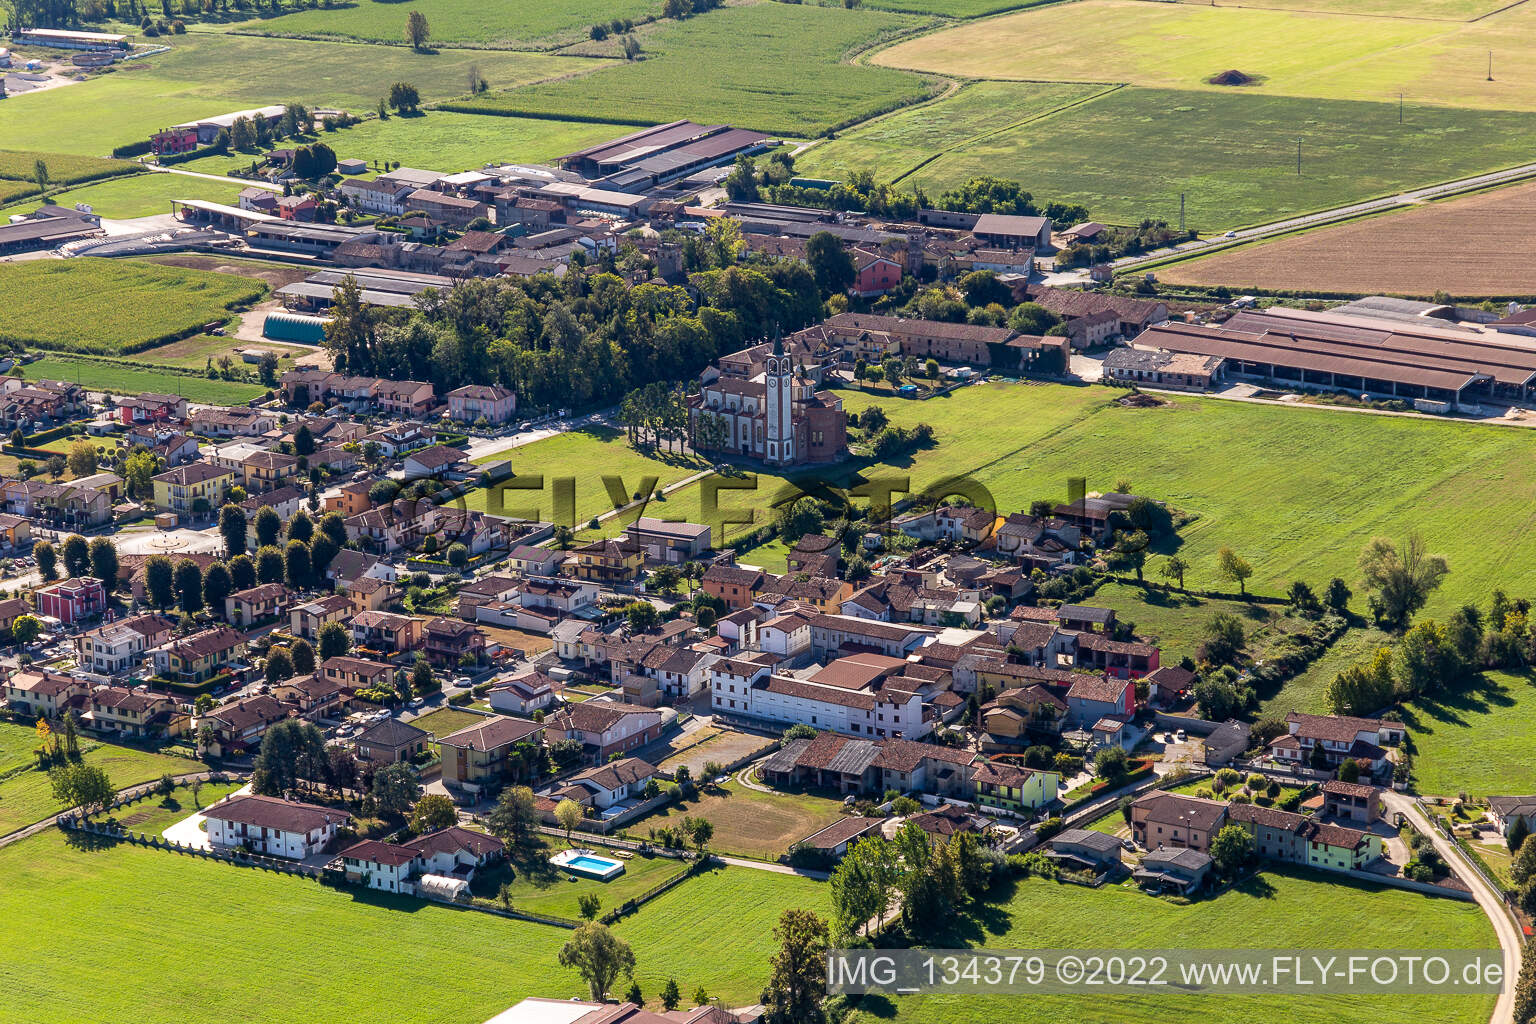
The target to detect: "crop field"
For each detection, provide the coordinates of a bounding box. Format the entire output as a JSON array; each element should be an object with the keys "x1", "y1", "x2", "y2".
[
  {"x1": 874, "y1": 0, "x2": 1536, "y2": 112},
  {"x1": 795, "y1": 79, "x2": 1107, "y2": 184},
  {"x1": 242, "y1": 0, "x2": 663, "y2": 49},
  {"x1": 1406, "y1": 669, "x2": 1536, "y2": 798},
  {"x1": 892, "y1": 868, "x2": 1497, "y2": 1024},
  {"x1": 22, "y1": 355, "x2": 271, "y2": 404},
  {"x1": 0, "y1": 259, "x2": 264, "y2": 355},
  {"x1": 859, "y1": 0, "x2": 1046, "y2": 15},
  {"x1": 896, "y1": 87, "x2": 1536, "y2": 229},
  {"x1": 0, "y1": 149, "x2": 136, "y2": 186},
  {"x1": 0, "y1": 32, "x2": 583, "y2": 156},
  {"x1": 0, "y1": 722, "x2": 199, "y2": 837},
  {"x1": 448, "y1": 3, "x2": 936, "y2": 137},
  {"x1": 1, "y1": 170, "x2": 243, "y2": 220},
  {"x1": 1157, "y1": 179, "x2": 1536, "y2": 296},
  {"x1": 1160, "y1": 0, "x2": 1504, "y2": 17}
]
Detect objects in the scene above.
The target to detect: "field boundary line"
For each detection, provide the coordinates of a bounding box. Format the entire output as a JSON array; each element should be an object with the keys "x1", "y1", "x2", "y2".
[{"x1": 1125, "y1": 0, "x2": 1514, "y2": 24}]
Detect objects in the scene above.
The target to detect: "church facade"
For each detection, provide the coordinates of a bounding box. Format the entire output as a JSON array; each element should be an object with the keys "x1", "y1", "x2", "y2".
[{"x1": 689, "y1": 339, "x2": 848, "y2": 467}]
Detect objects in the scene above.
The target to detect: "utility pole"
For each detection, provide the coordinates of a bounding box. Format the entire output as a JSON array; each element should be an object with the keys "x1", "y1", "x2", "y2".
[
  {"x1": 1399, "y1": 92, "x2": 1403, "y2": 123},
  {"x1": 1179, "y1": 192, "x2": 1185, "y2": 233},
  {"x1": 1296, "y1": 139, "x2": 1302, "y2": 176},
  {"x1": 1488, "y1": 50, "x2": 1494, "y2": 81}
]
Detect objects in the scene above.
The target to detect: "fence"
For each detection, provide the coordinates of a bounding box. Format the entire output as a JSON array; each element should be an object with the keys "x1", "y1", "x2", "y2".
[
  {"x1": 1426, "y1": 807, "x2": 1526, "y2": 926},
  {"x1": 61, "y1": 816, "x2": 324, "y2": 879},
  {"x1": 600, "y1": 855, "x2": 711, "y2": 925}
]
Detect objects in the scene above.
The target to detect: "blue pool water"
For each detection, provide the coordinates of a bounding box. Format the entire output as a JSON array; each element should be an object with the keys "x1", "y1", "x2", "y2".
[{"x1": 568, "y1": 855, "x2": 621, "y2": 872}]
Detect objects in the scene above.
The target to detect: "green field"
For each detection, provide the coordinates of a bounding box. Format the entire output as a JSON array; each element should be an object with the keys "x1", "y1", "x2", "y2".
[
  {"x1": 1, "y1": 171, "x2": 243, "y2": 219},
  {"x1": 0, "y1": 822, "x2": 815, "y2": 1021},
  {"x1": 1160, "y1": 0, "x2": 1504, "y2": 16},
  {"x1": 0, "y1": 32, "x2": 583, "y2": 156},
  {"x1": 876, "y1": 0, "x2": 1536, "y2": 112},
  {"x1": 796, "y1": 79, "x2": 1107, "y2": 184},
  {"x1": 243, "y1": 0, "x2": 663, "y2": 48},
  {"x1": 1258, "y1": 625, "x2": 1395, "y2": 718},
  {"x1": 860, "y1": 0, "x2": 1047, "y2": 15},
  {"x1": 1406, "y1": 669, "x2": 1536, "y2": 798},
  {"x1": 0, "y1": 722, "x2": 200, "y2": 837},
  {"x1": 0, "y1": 259, "x2": 264, "y2": 355},
  {"x1": 891, "y1": 869, "x2": 1497, "y2": 1024},
  {"x1": 134, "y1": 332, "x2": 312, "y2": 371},
  {"x1": 624, "y1": 781, "x2": 850, "y2": 860},
  {"x1": 450, "y1": 3, "x2": 936, "y2": 136},
  {"x1": 0, "y1": 149, "x2": 137, "y2": 186},
  {"x1": 1084, "y1": 581, "x2": 1312, "y2": 666},
  {"x1": 408, "y1": 707, "x2": 491, "y2": 738},
  {"x1": 23, "y1": 354, "x2": 271, "y2": 404},
  {"x1": 476, "y1": 836, "x2": 690, "y2": 921}
]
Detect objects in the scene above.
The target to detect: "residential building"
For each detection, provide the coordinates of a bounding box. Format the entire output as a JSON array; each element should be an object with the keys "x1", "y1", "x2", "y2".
[
  {"x1": 570, "y1": 538, "x2": 645, "y2": 584},
  {"x1": 446, "y1": 384, "x2": 517, "y2": 424},
  {"x1": 1268, "y1": 712, "x2": 1405, "y2": 773},
  {"x1": 546, "y1": 701, "x2": 664, "y2": 764},
  {"x1": 3, "y1": 668, "x2": 91, "y2": 718},
  {"x1": 149, "y1": 625, "x2": 247, "y2": 685},
  {"x1": 152, "y1": 463, "x2": 234, "y2": 516},
  {"x1": 423, "y1": 617, "x2": 486, "y2": 667},
  {"x1": 87, "y1": 686, "x2": 187, "y2": 739},
  {"x1": 197, "y1": 694, "x2": 294, "y2": 756},
  {"x1": 1133, "y1": 847, "x2": 1212, "y2": 895},
  {"x1": 1130, "y1": 792, "x2": 1228, "y2": 853},
  {"x1": 971, "y1": 760, "x2": 1058, "y2": 814},
  {"x1": 438, "y1": 715, "x2": 547, "y2": 787},
  {"x1": 354, "y1": 718, "x2": 430, "y2": 764},
  {"x1": 551, "y1": 757, "x2": 658, "y2": 811},
  {"x1": 224, "y1": 583, "x2": 290, "y2": 628},
  {"x1": 74, "y1": 614, "x2": 172, "y2": 678},
  {"x1": 1046, "y1": 829, "x2": 1123, "y2": 873},
  {"x1": 350, "y1": 611, "x2": 422, "y2": 655},
  {"x1": 322, "y1": 655, "x2": 393, "y2": 695},
  {"x1": 290, "y1": 594, "x2": 353, "y2": 640},
  {"x1": 35, "y1": 576, "x2": 106, "y2": 625},
  {"x1": 203, "y1": 794, "x2": 347, "y2": 859},
  {"x1": 625, "y1": 518, "x2": 712, "y2": 564},
  {"x1": 1321, "y1": 780, "x2": 1381, "y2": 824}
]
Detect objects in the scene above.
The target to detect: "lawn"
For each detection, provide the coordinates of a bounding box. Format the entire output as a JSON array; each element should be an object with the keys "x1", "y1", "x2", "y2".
[
  {"x1": 0, "y1": 31, "x2": 583, "y2": 156},
  {"x1": 1083, "y1": 580, "x2": 1312, "y2": 667},
  {"x1": 1405, "y1": 669, "x2": 1536, "y2": 798},
  {"x1": 242, "y1": 0, "x2": 664, "y2": 49},
  {"x1": 0, "y1": 722, "x2": 201, "y2": 836},
  {"x1": 0, "y1": 259, "x2": 264, "y2": 355},
  {"x1": 22, "y1": 354, "x2": 271, "y2": 404},
  {"x1": 110, "y1": 779, "x2": 246, "y2": 833},
  {"x1": 623, "y1": 780, "x2": 851, "y2": 860},
  {"x1": 0, "y1": 823, "x2": 811, "y2": 1019},
  {"x1": 461, "y1": 425, "x2": 709, "y2": 529},
  {"x1": 134, "y1": 333, "x2": 313, "y2": 371},
  {"x1": 796, "y1": 79, "x2": 1108, "y2": 185},
  {"x1": 409, "y1": 707, "x2": 491, "y2": 738},
  {"x1": 448, "y1": 3, "x2": 936, "y2": 137},
  {"x1": 1258, "y1": 625, "x2": 1394, "y2": 718},
  {"x1": 472, "y1": 834, "x2": 689, "y2": 921},
  {"x1": 874, "y1": 0, "x2": 1536, "y2": 112},
  {"x1": 899, "y1": 86, "x2": 1536, "y2": 229},
  {"x1": 1, "y1": 170, "x2": 243, "y2": 219},
  {"x1": 890, "y1": 867, "x2": 1498, "y2": 1024},
  {"x1": 0, "y1": 149, "x2": 137, "y2": 186}
]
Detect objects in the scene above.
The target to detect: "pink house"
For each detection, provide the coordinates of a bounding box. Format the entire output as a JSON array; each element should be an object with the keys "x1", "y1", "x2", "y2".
[
  {"x1": 36, "y1": 576, "x2": 107, "y2": 625},
  {"x1": 446, "y1": 384, "x2": 516, "y2": 425},
  {"x1": 277, "y1": 195, "x2": 318, "y2": 222},
  {"x1": 850, "y1": 249, "x2": 902, "y2": 298}
]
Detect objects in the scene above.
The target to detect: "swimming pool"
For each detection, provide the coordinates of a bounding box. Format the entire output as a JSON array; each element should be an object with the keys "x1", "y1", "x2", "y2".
[{"x1": 549, "y1": 848, "x2": 626, "y2": 881}]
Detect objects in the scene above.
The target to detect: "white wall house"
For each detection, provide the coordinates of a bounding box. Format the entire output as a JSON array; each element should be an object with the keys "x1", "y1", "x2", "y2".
[{"x1": 203, "y1": 794, "x2": 347, "y2": 860}]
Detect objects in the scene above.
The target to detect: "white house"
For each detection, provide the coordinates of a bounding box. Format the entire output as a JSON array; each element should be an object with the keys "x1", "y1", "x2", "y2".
[
  {"x1": 550, "y1": 757, "x2": 657, "y2": 810},
  {"x1": 203, "y1": 794, "x2": 347, "y2": 859},
  {"x1": 337, "y1": 838, "x2": 419, "y2": 893},
  {"x1": 487, "y1": 672, "x2": 557, "y2": 715}
]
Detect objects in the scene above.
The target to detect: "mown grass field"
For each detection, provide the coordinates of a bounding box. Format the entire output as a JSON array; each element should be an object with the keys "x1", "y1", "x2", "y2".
[
  {"x1": 242, "y1": 0, "x2": 663, "y2": 49},
  {"x1": 134, "y1": 332, "x2": 312, "y2": 371},
  {"x1": 1, "y1": 170, "x2": 243, "y2": 219},
  {"x1": 0, "y1": 149, "x2": 137, "y2": 186},
  {"x1": 0, "y1": 259, "x2": 264, "y2": 355},
  {"x1": 1257, "y1": 625, "x2": 1394, "y2": 718},
  {"x1": 0, "y1": 823, "x2": 813, "y2": 1021},
  {"x1": 474, "y1": 835, "x2": 689, "y2": 921},
  {"x1": 23, "y1": 354, "x2": 270, "y2": 404},
  {"x1": 449, "y1": 3, "x2": 935, "y2": 136},
  {"x1": 1406, "y1": 669, "x2": 1536, "y2": 798},
  {"x1": 890, "y1": 868, "x2": 1497, "y2": 1024},
  {"x1": 796, "y1": 79, "x2": 1107, "y2": 184},
  {"x1": 0, "y1": 722, "x2": 199, "y2": 836},
  {"x1": 875, "y1": 0, "x2": 1536, "y2": 112},
  {"x1": 623, "y1": 781, "x2": 850, "y2": 860},
  {"x1": 1083, "y1": 580, "x2": 1313, "y2": 667},
  {"x1": 898, "y1": 87, "x2": 1536, "y2": 229},
  {"x1": 0, "y1": 31, "x2": 583, "y2": 156},
  {"x1": 1157, "y1": 179, "x2": 1536, "y2": 296},
  {"x1": 407, "y1": 707, "x2": 489, "y2": 739}
]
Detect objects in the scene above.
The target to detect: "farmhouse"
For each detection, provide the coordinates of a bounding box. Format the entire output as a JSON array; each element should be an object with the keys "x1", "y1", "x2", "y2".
[
  {"x1": 1103, "y1": 347, "x2": 1224, "y2": 390},
  {"x1": 1269, "y1": 711, "x2": 1404, "y2": 773}
]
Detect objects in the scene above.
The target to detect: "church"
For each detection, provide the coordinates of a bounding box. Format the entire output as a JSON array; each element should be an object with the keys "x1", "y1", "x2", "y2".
[{"x1": 688, "y1": 337, "x2": 848, "y2": 467}]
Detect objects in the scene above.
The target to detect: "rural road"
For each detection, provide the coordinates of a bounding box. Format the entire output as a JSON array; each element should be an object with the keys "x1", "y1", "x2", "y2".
[
  {"x1": 0, "y1": 770, "x2": 224, "y2": 852},
  {"x1": 1383, "y1": 791, "x2": 1521, "y2": 1024},
  {"x1": 1107, "y1": 159, "x2": 1536, "y2": 274},
  {"x1": 142, "y1": 164, "x2": 280, "y2": 191}
]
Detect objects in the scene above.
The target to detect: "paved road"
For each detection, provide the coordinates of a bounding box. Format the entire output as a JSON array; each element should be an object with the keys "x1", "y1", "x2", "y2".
[
  {"x1": 1383, "y1": 791, "x2": 1521, "y2": 1024},
  {"x1": 713, "y1": 853, "x2": 830, "y2": 881},
  {"x1": 143, "y1": 164, "x2": 281, "y2": 192},
  {"x1": 0, "y1": 769, "x2": 223, "y2": 851}
]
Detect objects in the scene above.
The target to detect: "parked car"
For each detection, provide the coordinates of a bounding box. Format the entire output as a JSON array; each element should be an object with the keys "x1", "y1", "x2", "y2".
[{"x1": 408, "y1": 697, "x2": 424, "y2": 708}]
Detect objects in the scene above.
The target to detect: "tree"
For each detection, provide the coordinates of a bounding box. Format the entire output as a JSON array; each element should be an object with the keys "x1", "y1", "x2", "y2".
[
  {"x1": 1325, "y1": 646, "x2": 1396, "y2": 716},
  {"x1": 388, "y1": 81, "x2": 421, "y2": 115},
  {"x1": 11, "y1": 614, "x2": 41, "y2": 646},
  {"x1": 1210, "y1": 823, "x2": 1252, "y2": 873},
  {"x1": 290, "y1": 637, "x2": 316, "y2": 676},
  {"x1": 288, "y1": 509, "x2": 314, "y2": 545},
  {"x1": 88, "y1": 537, "x2": 118, "y2": 592},
  {"x1": 219, "y1": 504, "x2": 247, "y2": 557},
  {"x1": 1513, "y1": 835, "x2": 1536, "y2": 886},
  {"x1": 578, "y1": 892, "x2": 601, "y2": 921},
  {"x1": 773, "y1": 497, "x2": 824, "y2": 546},
  {"x1": 1510, "y1": 817, "x2": 1531, "y2": 857},
  {"x1": 173, "y1": 557, "x2": 204, "y2": 613},
  {"x1": 318, "y1": 620, "x2": 351, "y2": 661},
  {"x1": 284, "y1": 539, "x2": 312, "y2": 590},
  {"x1": 486, "y1": 785, "x2": 538, "y2": 846},
  {"x1": 254, "y1": 506, "x2": 282, "y2": 548},
  {"x1": 250, "y1": 720, "x2": 328, "y2": 796},
  {"x1": 1358, "y1": 534, "x2": 1449, "y2": 629},
  {"x1": 405, "y1": 9, "x2": 429, "y2": 49},
  {"x1": 372, "y1": 761, "x2": 419, "y2": 817},
  {"x1": 410, "y1": 655, "x2": 435, "y2": 695},
  {"x1": 1217, "y1": 547, "x2": 1253, "y2": 596},
  {"x1": 67, "y1": 439, "x2": 98, "y2": 477},
  {"x1": 1325, "y1": 576, "x2": 1352, "y2": 612},
  {"x1": 1512, "y1": 927, "x2": 1536, "y2": 1024},
  {"x1": 202, "y1": 560, "x2": 233, "y2": 613},
  {"x1": 144, "y1": 554, "x2": 174, "y2": 608},
  {"x1": 1093, "y1": 745, "x2": 1128, "y2": 781},
  {"x1": 1202, "y1": 612, "x2": 1246, "y2": 665},
  {"x1": 122, "y1": 448, "x2": 157, "y2": 500},
  {"x1": 660, "y1": 978, "x2": 682, "y2": 1011},
  {"x1": 1158, "y1": 555, "x2": 1189, "y2": 590},
  {"x1": 760, "y1": 908, "x2": 829, "y2": 1024},
  {"x1": 265, "y1": 645, "x2": 294, "y2": 685},
  {"x1": 49, "y1": 762, "x2": 113, "y2": 816},
  {"x1": 34, "y1": 540, "x2": 57, "y2": 582},
  {"x1": 805, "y1": 231, "x2": 855, "y2": 296},
  {"x1": 688, "y1": 816, "x2": 713, "y2": 856},
  {"x1": 256, "y1": 545, "x2": 285, "y2": 585},
  {"x1": 410, "y1": 793, "x2": 457, "y2": 834},
  {"x1": 553, "y1": 922, "x2": 639, "y2": 1007},
  {"x1": 34, "y1": 159, "x2": 49, "y2": 192},
  {"x1": 46, "y1": 456, "x2": 65, "y2": 480},
  {"x1": 228, "y1": 553, "x2": 256, "y2": 591},
  {"x1": 61, "y1": 534, "x2": 89, "y2": 578},
  {"x1": 446, "y1": 542, "x2": 469, "y2": 569},
  {"x1": 626, "y1": 600, "x2": 659, "y2": 634},
  {"x1": 1395, "y1": 618, "x2": 1463, "y2": 698},
  {"x1": 555, "y1": 797, "x2": 584, "y2": 845}
]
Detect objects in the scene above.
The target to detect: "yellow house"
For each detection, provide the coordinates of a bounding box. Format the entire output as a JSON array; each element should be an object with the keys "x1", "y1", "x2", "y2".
[
  {"x1": 150, "y1": 625, "x2": 247, "y2": 684},
  {"x1": 570, "y1": 538, "x2": 645, "y2": 583},
  {"x1": 242, "y1": 451, "x2": 301, "y2": 492},
  {"x1": 151, "y1": 462, "x2": 234, "y2": 516},
  {"x1": 972, "y1": 760, "x2": 1058, "y2": 814},
  {"x1": 979, "y1": 683, "x2": 1066, "y2": 740}
]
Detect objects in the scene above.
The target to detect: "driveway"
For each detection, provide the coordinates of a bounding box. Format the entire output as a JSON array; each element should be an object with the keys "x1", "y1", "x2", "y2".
[{"x1": 161, "y1": 783, "x2": 249, "y2": 850}]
